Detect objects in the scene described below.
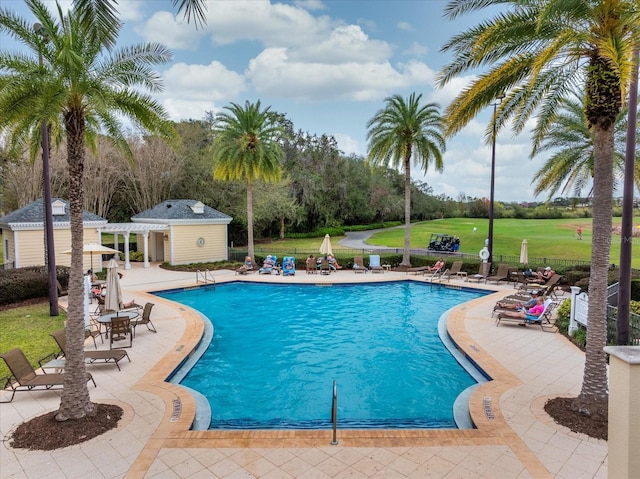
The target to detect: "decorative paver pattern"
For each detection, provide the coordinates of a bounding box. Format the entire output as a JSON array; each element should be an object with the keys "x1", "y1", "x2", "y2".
[{"x1": 0, "y1": 265, "x2": 607, "y2": 478}]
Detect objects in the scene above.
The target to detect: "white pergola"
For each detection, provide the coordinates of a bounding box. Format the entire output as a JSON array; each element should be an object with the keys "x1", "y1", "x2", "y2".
[{"x1": 98, "y1": 223, "x2": 167, "y2": 270}]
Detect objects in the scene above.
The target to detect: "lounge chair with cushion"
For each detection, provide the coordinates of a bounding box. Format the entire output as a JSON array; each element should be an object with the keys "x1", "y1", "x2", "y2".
[
  {"x1": 282, "y1": 257, "x2": 296, "y2": 276},
  {"x1": 468, "y1": 263, "x2": 491, "y2": 283},
  {"x1": 496, "y1": 298, "x2": 557, "y2": 331},
  {"x1": 369, "y1": 255, "x2": 384, "y2": 273},
  {"x1": 353, "y1": 256, "x2": 367, "y2": 273},
  {"x1": 0, "y1": 348, "x2": 95, "y2": 402},
  {"x1": 131, "y1": 302, "x2": 157, "y2": 338},
  {"x1": 259, "y1": 255, "x2": 278, "y2": 274},
  {"x1": 486, "y1": 264, "x2": 511, "y2": 284},
  {"x1": 49, "y1": 328, "x2": 130, "y2": 370}
]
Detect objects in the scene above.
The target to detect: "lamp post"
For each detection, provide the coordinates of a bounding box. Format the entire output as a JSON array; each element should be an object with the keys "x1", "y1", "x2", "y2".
[
  {"x1": 616, "y1": 45, "x2": 639, "y2": 345},
  {"x1": 487, "y1": 94, "x2": 505, "y2": 266},
  {"x1": 35, "y1": 22, "x2": 58, "y2": 316}
]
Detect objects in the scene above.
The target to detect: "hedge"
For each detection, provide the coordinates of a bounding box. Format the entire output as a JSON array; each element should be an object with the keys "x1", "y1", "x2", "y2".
[{"x1": 0, "y1": 266, "x2": 70, "y2": 306}]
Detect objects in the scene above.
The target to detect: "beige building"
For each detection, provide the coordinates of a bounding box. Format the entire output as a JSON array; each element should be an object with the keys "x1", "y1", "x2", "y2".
[
  {"x1": 131, "y1": 200, "x2": 232, "y2": 266},
  {"x1": 1, "y1": 199, "x2": 233, "y2": 271},
  {"x1": 0, "y1": 198, "x2": 107, "y2": 270}
]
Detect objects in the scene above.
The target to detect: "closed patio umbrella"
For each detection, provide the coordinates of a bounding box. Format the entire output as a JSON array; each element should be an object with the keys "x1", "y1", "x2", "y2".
[
  {"x1": 104, "y1": 258, "x2": 123, "y2": 312},
  {"x1": 520, "y1": 239, "x2": 528, "y2": 265},
  {"x1": 319, "y1": 234, "x2": 333, "y2": 256},
  {"x1": 64, "y1": 243, "x2": 120, "y2": 271}
]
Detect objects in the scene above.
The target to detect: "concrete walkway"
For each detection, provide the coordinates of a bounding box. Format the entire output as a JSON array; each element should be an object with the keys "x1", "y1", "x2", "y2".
[{"x1": 0, "y1": 263, "x2": 607, "y2": 478}]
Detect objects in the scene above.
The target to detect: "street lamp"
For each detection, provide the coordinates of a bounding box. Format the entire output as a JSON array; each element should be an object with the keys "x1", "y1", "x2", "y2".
[
  {"x1": 35, "y1": 22, "x2": 58, "y2": 316},
  {"x1": 487, "y1": 94, "x2": 505, "y2": 266}
]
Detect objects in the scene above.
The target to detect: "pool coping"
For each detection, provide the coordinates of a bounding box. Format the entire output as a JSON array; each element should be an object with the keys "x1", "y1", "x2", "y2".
[{"x1": 124, "y1": 276, "x2": 553, "y2": 479}]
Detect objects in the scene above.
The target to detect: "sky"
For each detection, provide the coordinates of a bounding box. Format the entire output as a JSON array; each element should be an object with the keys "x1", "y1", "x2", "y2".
[{"x1": 1, "y1": 0, "x2": 562, "y2": 202}]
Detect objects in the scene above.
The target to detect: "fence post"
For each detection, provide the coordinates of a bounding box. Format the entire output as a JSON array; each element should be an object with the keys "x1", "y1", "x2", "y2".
[
  {"x1": 569, "y1": 286, "x2": 581, "y2": 334},
  {"x1": 603, "y1": 346, "x2": 640, "y2": 479}
]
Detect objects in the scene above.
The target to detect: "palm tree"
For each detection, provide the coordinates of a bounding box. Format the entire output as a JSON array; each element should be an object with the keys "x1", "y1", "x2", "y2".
[
  {"x1": 73, "y1": 0, "x2": 207, "y2": 49},
  {"x1": 366, "y1": 93, "x2": 445, "y2": 267},
  {"x1": 532, "y1": 93, "x2": 640, "y2": 200},
  {"x1": 437, "y1": 0, "x2": 640, "y2": 416},
  {"x1": 211, "y1": 101, "x2": 286, "y2": 260},
  {"x1": 0, "y1": 0, "x2": 175, "y2": 420}
]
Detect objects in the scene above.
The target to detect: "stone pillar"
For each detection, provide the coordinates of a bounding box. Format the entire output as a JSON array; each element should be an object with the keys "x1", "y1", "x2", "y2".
[
  {"x1": 603, "y1": 346, "x2": 640, "y2": 479},
  {"x1": 569, "y1": 286, "x2": 581, "y2": 334}
]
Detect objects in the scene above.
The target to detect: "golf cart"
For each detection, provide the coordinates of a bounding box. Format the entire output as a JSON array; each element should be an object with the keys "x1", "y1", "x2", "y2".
[{"x1": 427, "y1": 234, "x2": 458, "y2": 253}]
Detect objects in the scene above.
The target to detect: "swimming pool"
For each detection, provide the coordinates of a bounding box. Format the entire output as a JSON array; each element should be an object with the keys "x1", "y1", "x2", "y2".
[{"x1": 157, "y1": 281, "x2": 489, "y2": 430}]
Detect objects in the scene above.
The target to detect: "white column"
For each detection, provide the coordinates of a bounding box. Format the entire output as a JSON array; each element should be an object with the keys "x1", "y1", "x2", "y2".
[
  {"x1": 143, "y1": 231, "x2": 150, "y2": 268},
  {"x1": 569, "y1": 286, "x2": 581, "y2": 334},
  {"x1": 123, "y1": 231, "x2": 131, "y2": 270},
  {"x1": 96, "y1": 229, "x2": 103, "y2": 272},
  {"x1": 604, "y1": 346, "x2": 640, "y2": 479}
]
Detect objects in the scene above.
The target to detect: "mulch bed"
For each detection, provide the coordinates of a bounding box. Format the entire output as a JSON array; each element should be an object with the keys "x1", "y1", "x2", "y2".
[
  {"x1": 8, "y1": 403, "x2": 123, "y2": 451},
  {"x1": 544, "y1": 397, "x2": 608, "y2": 440}
]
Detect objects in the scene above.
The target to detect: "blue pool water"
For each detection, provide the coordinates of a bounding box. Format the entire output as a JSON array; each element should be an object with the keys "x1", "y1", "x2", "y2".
[{"x1": 157, "y1": 282, "x2": 487, "y2": 429}]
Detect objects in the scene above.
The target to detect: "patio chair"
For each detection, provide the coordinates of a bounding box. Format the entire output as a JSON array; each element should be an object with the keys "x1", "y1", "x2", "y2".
[
  {"x1": 110, "y1": 317, "x2": 133, "y2": 349},
  {"x1": 319, "y1": 258, "x2": 331, "y2": 275},
  {"x1": 496, "y1": 298, "x2": 557, "y2": 331},
  {"x1": 369, "y1": 255, "x2": 384, "y2": 273},
  {"x1": 282, "y1": 257, "x2": 296, "y2": 276},
  {"x1": 353, "y1": 256, "x2": 367, "y2": 273},
  {"x1": 486, "y1": 264, "x2": 510, "y2": 284},
  {"x1": 468, "y1": 262, "x2": 491, "y2": 283},
  {"x1": 0, "y1": 348, "x2": 95, "y2": 403},
  {"x1": 406, "y1": 266, "x2": 430, "y2": 275},
  {"x1": 305, "y1": 257, "x2": 317, "y2": 274},
  {"x1": 49, "y1": 328, "x2": 130, "y2": 371},
  {"x1": 131, "y1": 302, "x2": 157, "y2": 338},
  {"x1": 85, "y1": 317, "x2": 103, "y2": 348},
  {"x1": 441, "y1": 261, "x2": 463, "y2": 282}
]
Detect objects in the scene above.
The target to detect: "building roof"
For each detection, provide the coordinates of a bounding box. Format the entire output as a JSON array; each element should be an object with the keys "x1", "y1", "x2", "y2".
[
  {"x1": 131, "y1": 200, "x2": 232, "y2": 224},
  {"x1": 0, "y1": 198, "x2": 106, "y2": 229}
]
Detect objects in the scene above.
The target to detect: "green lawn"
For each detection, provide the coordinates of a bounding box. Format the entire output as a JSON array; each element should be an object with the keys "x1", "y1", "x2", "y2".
[
  {"x1": 0, "y1": 302, "x2": 66, "y2": 380},
  {"x1": 366, "y1": 217, "x2": 640, "y2": 268}
]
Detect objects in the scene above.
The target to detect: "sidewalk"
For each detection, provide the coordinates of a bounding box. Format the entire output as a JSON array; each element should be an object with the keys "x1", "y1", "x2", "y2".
[{"x1": 0, "y1": 263, "x2": 607, "y2": 478}]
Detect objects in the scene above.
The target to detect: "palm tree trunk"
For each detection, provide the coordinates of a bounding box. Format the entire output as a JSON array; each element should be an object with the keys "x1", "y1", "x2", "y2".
[
  {"x1": 246, "y1": 180, "x2": 254, "y2": 260},
  {"x1": 573, "y1": 122, "x2": 614, "y2": 415},
  {"x1": 56, "y1": 109, "x2": 94, "y2": 421},
  {"x1": 401, "y1": 156, "x2": 412, "y2": 267}
]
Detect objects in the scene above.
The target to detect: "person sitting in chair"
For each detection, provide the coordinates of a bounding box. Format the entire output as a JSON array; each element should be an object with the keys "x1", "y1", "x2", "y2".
[
  {"x1": 237, "y1": 256, "x2": 254, "y2": 273},
  {"x1": 262, "y1": 255, "x2": 274, "y2": 268},
  {"x1": 500, "y1": 296, "x2": 545, "y2": 322},
  {"x1": 496, "y1": 290, "x2": 541, "y2": 310},
  {"x1": 537, "y1": 266, "x2": 555, "y2": 283},
  {"x1": 427, "y1": 258, "x2": 445, "y2": 272},
  {"x1": 328, "y1": 254, "x2": 342, "y2": 270}
]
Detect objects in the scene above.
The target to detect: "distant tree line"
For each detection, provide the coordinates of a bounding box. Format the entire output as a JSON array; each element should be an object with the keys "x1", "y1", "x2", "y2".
[{"x1": 0, "y1": 115, "x2": 631, "y2": 247}]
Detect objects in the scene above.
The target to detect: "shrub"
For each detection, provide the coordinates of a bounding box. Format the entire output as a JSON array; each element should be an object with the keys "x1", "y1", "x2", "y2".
[
  {"x1": 630, "y1": 300, "x2": 640, "y2": 315},
  {"x1": 572, "y1": 327, "x2": 587, "y2": 347},
  {"x1": 0, "y1": 266, "x2": 70, "y2": 306},
  {"x1": 128, "y1": 250, "x2": 148, "y2": 262},
  {"x1": 556, "y1": 299, "x2": 571, "y2": 322}
]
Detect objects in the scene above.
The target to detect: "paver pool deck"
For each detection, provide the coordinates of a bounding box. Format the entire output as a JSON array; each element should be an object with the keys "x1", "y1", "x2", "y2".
[{"x1": 1, "y1": 263, "x2": 608, "y2": 479}]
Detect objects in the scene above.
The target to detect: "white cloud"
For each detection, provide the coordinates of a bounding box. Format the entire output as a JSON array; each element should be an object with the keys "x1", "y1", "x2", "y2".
[
  {"x1": 294, "y1": 0, "x2": 326, "y2": 11},
  {"x1": 397, "y1": 21, "x2": 414, "y2": 32},
  {"x1": 161, "y1": 61, "x2": 246, "y2": 105},
  {"x1": 162, "y1": 98, "x2": 219, "y2": 122},
  {"x1": 247, "y1": 49, "x2": 435, "y2": 102},
  {"x1": 403, "y1": 42, "x2": 428, "y2": 57},
  {"x1": 332, "y1": 133, "x2": 363, "y2": 156},
  {"x1": 136, "y1": 11, "x2": 202, "y2": 50}
]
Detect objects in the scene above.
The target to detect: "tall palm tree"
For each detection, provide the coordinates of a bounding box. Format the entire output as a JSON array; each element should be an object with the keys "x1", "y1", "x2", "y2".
[
  {"x1": 366, "y1": 93, "x2": 445, "y2": 267},
  {"x1": 211, "y1": 100, "x2": 286, "y2": 260},
  {"x1": 437, "y1": 0, "x2": 640, "y2": 416},
  {"x1": 0, "y1": 0, "x2": 176, "y2": 420},
  {"x1": 532, "y1": 93, "x2": 640, "y2": 199}
]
